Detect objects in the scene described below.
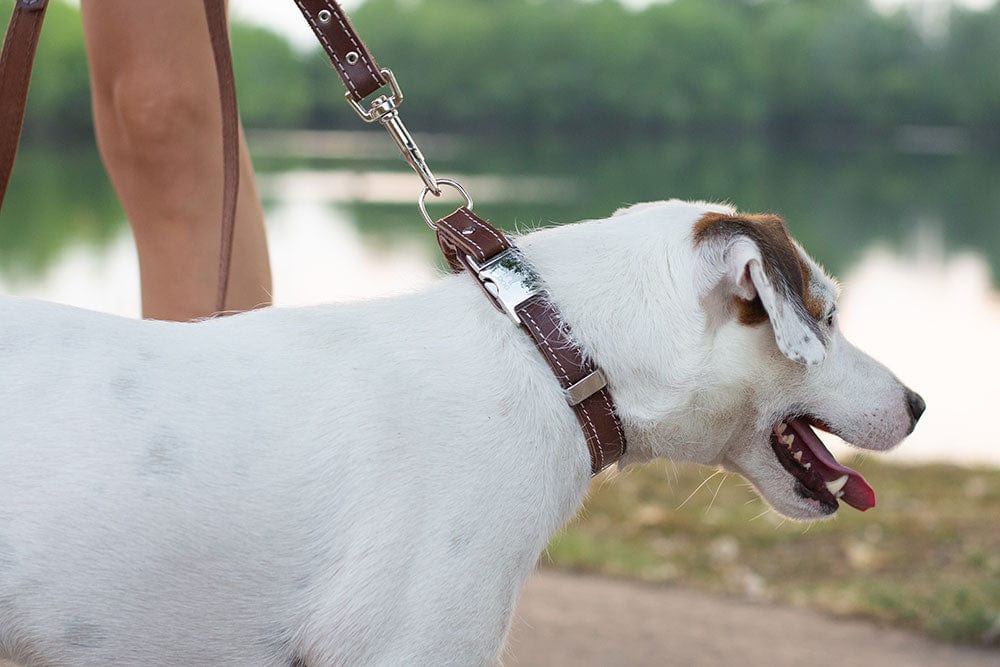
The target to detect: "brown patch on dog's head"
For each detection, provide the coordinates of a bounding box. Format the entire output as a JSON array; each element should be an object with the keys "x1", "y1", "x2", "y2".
[{"x1": 693, "y1": 212, "x2": 825, "y2": 327}]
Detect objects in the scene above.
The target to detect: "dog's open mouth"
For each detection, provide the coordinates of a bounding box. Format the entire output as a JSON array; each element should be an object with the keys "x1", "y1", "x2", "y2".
[{"x1": 770, "y1": 418, "x2": 876, "y2": 513}]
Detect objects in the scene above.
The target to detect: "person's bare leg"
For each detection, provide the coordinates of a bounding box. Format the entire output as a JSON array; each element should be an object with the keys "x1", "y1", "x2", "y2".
[{"x1": 81, "y1": 0, "x2": 271, "y2": 321}]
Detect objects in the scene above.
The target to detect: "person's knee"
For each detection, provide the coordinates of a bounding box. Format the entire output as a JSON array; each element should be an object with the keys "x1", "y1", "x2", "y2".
[{"x1": 94, "y1": 65, "x2": 218, "y2": 167}]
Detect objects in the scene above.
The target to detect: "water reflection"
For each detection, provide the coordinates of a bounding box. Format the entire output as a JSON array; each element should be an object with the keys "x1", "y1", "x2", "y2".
[
  {"x1": 5, "y1": 135, "x2": 1000, "y2": 284},
  {"x1": 0, "y1": 202, "x2": 438, "y2": 315},
  {"x1": 1, "y1": 136, "x2": 998, "y2": 466},
  {"x1": 837, "y1": 238, "x2": 1000, "y2": 466},
  {"x1": 0, "y1": 146, "x2": 121, "y2": 279}
]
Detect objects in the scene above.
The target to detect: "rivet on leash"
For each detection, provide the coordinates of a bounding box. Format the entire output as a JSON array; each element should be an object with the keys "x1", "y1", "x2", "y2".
[
  {"x1": 346, "y1": 51, "x2": 360, "y2": 65},
  {"x1": 318, "y1": 9, "x2": 332, "y2": 23},
  {"x1": 462, "y1": 225, "x2": 476, "y2": 235}
]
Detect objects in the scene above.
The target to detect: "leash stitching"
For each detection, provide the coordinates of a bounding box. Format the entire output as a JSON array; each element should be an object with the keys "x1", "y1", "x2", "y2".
[
  {"x1": 324, "y1": 0, "x2": 381, "y2": 82},
  {"x1": 294, "y1": 0, "x2": 358, "y2": 94}
]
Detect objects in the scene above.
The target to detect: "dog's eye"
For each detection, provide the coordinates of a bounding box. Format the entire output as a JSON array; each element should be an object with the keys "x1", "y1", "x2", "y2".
[{"x1": 825, "y1": 313, "x2": 836, "y2": 328}]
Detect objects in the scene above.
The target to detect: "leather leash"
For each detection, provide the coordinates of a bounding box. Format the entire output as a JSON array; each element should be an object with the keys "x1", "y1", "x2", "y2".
[
  {"x1": 292, "y1": 0, "x2": 627, "y2": 473},
  {"x1": 0, "y1": 0, "x2": 239, "y2": 313},
  {"x1": 0, "y1": 0, "x2": 48, "y2": 213},
  {"x1": 202, "y1": 0, "x2": 240, "y2": 313},
  {"x1": 0, "y1": 0, "x2": 627, "y2": 473}
]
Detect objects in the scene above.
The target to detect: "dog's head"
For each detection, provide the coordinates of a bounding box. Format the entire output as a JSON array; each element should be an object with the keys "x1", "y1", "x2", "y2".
[
  {"x1": 535, "y1": 200, "x2": 924, "y2": 521},
  {"x1": 688, "y1": 205, "x2": 924, "y2": 520}
]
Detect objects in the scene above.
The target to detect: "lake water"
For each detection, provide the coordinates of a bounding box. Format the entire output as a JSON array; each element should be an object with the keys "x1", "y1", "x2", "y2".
[{"x1": 1, "y1": 132, "x2": 998, "y2": 467}]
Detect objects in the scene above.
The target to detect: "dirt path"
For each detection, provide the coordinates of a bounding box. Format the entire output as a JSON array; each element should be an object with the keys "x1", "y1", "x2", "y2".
[
  {"x1": 1, "y1": 571, "x2": 993, "y2": 666},
  {"x1": 506, "y1": 570, "x2": 997, "y2": 666}
]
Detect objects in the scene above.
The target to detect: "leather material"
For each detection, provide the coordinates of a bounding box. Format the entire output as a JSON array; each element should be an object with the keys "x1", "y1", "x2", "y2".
[
  {"x1": 435, "y1": 206, "x2": 511, "y2": 272},
  {"x1": 517, "y1": 297, "x2": 627, "y2": 475},
  {"x1": 0, "y1": 0, "x2": 48, "y2": 213},
  {"x1": 291, "y1": 0, "x2": 387, "y2": 102},
  {"x1": 203, "y1": 0, "x2": 240, "y2": 313},
  {"x1": 436, "y1": 207, "x2": 627, "y2": 475}
]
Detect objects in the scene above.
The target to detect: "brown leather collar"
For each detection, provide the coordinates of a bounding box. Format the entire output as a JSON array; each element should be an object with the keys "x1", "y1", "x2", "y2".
[{"x1": 436, "y1": 207, "x2": 627, "y2": 474}]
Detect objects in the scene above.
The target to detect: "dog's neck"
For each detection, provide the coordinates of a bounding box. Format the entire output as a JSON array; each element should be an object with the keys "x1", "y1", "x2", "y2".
[{"x1": 515, "y1": 213, "x2": 710, "y2": 468}]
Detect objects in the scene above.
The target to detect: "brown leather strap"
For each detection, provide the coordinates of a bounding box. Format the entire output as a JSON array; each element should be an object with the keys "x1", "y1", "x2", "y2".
[
  {"x1": 517, "y1": 297, "x2": 627, "y2": 475},
  {"x1": 203, "y1": 0, "x2": 239, "y2": 313},
  {"x1": 435, "y1": 208, "x2": 627, "y2": 475},
  {"x1": 0, "y1": 0, "x2": 48, "y2": 213},
  {"x1": 292, "y1": 0, "x2": 387, "y2": 102},
  {"x1": 435, "y1": 206, "x2": 511, "y2": 273}
]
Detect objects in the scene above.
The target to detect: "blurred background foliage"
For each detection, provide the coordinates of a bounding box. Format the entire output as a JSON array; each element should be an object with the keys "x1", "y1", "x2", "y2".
[
  {"x1": 5, "y1": 0, "x2": 998, "y2": 280},
  {"x1": 5, "y1": 0, "x2": 1000, "y2": 141}
]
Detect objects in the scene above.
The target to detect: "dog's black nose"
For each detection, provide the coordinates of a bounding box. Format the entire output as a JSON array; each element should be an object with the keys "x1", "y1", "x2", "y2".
[{"x1": 905, "y1": 389, "x2": 926, "y2": 429}]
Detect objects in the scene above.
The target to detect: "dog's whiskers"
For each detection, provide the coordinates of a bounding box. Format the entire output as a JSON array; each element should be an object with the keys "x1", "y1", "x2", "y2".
[
  {"x1": 675, "y1": 469, "x2": 724, "y2": 510},
  {"x1": 703, "y1": 473, "x2": 728, "y2": 516},
  {"x1": 661, "y1": 460, "x2": 680, "y2": 486}
]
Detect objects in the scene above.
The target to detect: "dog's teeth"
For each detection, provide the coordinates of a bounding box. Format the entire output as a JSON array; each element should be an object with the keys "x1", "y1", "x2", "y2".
[
  {"x1": 836, "y1": 490, "x2": 845, "y2": 498},
  {"x1": 825, "y1": 475, "x2": 849, "y2": 495},
  {"x1": 793, "y1": 451, "x2": 803, "y2": 462},
  {"x1": 781, "y1": 435, "x2": 794, "y2": 446},
  {"x1": 776, "y1": 422, "x2": 787, "y2": 434},
  {"x1": 803, "y1": 462, "x2": 811, "y2": 469}
]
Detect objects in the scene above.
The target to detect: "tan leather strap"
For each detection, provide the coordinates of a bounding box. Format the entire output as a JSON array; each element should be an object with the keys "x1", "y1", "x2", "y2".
[
  {"x1": 203, "y1": 0, "x2": 239, "y2": 313},
  {"x1": 0, "y1": 0, "x2": 238, "y2": 315},
  {"x1": 291, "y1": 0, "x2": 387, "y2": 103},
  {"x1": 0, "y1": 0, "x2": 48, "y2": 212},
  {"x1": 435, "y1": 207, "x2": 627, "y2": 475}
]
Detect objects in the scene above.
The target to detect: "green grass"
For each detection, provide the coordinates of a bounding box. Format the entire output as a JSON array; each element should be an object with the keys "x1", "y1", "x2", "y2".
[{"x1": 543, "y1": 459, "x2": 1000, "y2": 645}]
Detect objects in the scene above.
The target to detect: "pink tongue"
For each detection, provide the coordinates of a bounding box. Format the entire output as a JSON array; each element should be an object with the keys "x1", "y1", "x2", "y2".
[{"x1": 785, "y1": 418, "x2": 876, "y2": 511}]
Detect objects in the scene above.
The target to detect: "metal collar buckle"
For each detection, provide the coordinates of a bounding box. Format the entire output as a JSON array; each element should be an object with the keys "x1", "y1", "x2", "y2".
[{"x1": 465, "y1": 249, "x2": 543, "y2": 326}]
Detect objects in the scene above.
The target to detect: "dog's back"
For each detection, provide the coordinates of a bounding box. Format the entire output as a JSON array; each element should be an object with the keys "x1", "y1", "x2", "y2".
[{"x1": 0, "y1": 289, "x2": 567, "y2": 665}]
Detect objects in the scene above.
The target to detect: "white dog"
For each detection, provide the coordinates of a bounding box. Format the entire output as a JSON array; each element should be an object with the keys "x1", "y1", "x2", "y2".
[{"x1": 0, "y1": 199, "x2": 922, "y2": 666}]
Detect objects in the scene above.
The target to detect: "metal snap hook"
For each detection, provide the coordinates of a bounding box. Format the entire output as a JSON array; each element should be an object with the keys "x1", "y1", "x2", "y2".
[{"x1": 418, "y1": 179, "x2": 474, "y2": 231}]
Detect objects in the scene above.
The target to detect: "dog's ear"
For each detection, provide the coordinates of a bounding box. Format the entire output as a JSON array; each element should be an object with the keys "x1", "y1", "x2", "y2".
[{"x1": 695, "y1": 213, "x2": 827, "y2": 366}]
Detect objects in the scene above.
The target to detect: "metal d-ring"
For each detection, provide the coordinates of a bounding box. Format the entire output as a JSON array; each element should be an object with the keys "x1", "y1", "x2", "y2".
[{"x1": 418, "y1": 179, "x2": 473, "y2": 230}]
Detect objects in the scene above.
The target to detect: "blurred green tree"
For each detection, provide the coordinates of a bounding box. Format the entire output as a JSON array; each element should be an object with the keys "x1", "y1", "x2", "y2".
[{"x1": 0, "y1": 0, "x2": 997, "y2": 138}]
